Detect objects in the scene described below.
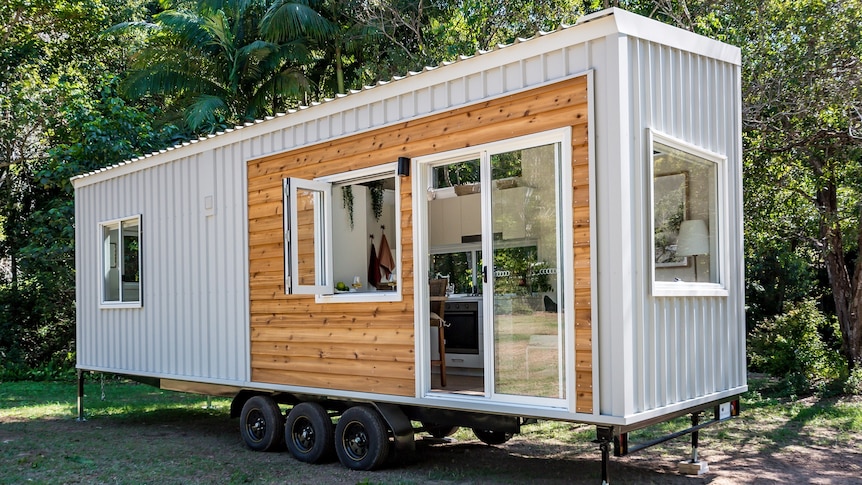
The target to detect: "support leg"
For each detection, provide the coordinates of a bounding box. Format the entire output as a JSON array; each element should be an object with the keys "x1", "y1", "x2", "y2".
[
  {"x1": 594, "y1": 426, "x2": 614, "y2": 485},
  {"x1": 76, "y1": 369, "x2": 86, "y2": 422},
  {"x1": 600, "y1": 439, "x2": 610, "y2": 485},
  {"x1": 691, "y1": 412, "x2": 700, "y2": 463},
  {"x1": 678, "y1": 412, "x2": 709, "y2": 475}
]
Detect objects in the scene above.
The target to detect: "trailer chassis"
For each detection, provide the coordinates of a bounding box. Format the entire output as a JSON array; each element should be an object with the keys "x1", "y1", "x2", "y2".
[{"x1": 76, "y1": 371, "x2": 739, "y2": 483}]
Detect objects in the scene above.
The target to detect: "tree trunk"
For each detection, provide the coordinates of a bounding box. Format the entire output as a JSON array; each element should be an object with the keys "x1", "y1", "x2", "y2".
[
  {"x1": 818, "y1": 182, "x2": 862, "y2": 370},
  {"x1": 335, "y1": 44, "x2": 345, "y2": 95}
]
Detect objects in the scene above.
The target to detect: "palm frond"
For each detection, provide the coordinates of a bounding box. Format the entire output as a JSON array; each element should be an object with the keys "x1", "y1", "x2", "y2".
[
  {"x1": 249, "y1": 67, "x2": 312, "y2": 117},
  {"x1": 186, "y1": 94, "x2": 229, "y2": 131},
  {"x1": 260, "y1": 0, "x2": 335, "y2": 43},
  {"x1": 155, "y1": 10, "x2": 212, "y2": 47},
  {"x1": 236, "y1": 39, "x2": 277, "y2": 61},
  {"x1": 270, "y1": 68, "x2": 312, "y2": 98},
  {"x1": 122, "y1": 55, "x2": 228, "y2": 100},
  {"x1": 255, "y1": 39, "x2": 311, "y2": 76},
  {"x1": 202, "y1": 9, "x2": 236, "y2": 56}
]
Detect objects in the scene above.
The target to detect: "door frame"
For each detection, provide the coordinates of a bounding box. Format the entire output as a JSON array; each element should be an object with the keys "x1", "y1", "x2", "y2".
[{"x1": 413, "y1": 127, "x2": 575, "y2": 409}]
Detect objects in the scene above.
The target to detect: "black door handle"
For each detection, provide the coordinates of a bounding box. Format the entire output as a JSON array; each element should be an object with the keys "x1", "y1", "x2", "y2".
[{"x1": 483, "y1": 265, "x2": 488, "y2": 283}]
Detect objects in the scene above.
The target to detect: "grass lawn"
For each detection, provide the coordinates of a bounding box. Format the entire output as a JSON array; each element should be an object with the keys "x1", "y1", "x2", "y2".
[{"x1": 1, "y1": 374, "x2": 861, "y2": 484}]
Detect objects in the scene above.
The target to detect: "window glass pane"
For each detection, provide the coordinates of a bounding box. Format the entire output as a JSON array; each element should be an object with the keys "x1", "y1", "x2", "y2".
[
  {"x1": 431, "y1": 251, "x2": 474, "y2": 294},
  {"x1": 121, "y1": 219, "x2": 140, "y2": 302},
  {"x1": 295, "y1": 188, "x2": 326, "y2": 287},
  {"x1": 653, "y1": 142, "x2": 718, "y2": 283},
  {"x1": 432, "y1": 159, "x2": 479, "y2": 188},
  {"x1": 331, "y1": 176, "x2": 397, "y2": 291},
  {"x1": 102, "y1": 223, "x2": 120, "y2": 302},
  {"x1": 491, "y1": 143, "x2": 564, "y2": 399}
]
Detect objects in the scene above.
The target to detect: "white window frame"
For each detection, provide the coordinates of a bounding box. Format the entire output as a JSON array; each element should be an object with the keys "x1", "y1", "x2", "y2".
[
  {"x1": 649, "y1": 130, "x2": 728, "y2": 297},
  {"x1": 283, "y1": 163, "x2": 403, "y2": 303},
  {"x1": 284, "y1": 178, "x2": 334, "y2": 295},
  {"x1": 99, "y1": 215, "x2": 142, "y2": 309}
]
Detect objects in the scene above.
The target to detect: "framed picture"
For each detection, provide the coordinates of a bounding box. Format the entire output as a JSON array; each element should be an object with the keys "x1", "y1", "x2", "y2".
[{"x1": 654, "y1": 172, "x2": 689, "y2": 267}]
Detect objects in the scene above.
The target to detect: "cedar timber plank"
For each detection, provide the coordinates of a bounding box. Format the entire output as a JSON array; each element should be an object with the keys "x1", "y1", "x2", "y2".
[{"x1": 248, "y1": 75, "x2": 592, "y2": 406}]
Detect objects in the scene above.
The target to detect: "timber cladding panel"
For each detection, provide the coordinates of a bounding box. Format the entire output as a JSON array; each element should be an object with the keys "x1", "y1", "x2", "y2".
[{"x1": 248, "y1": 75, "x2": 592, "y2": 407}]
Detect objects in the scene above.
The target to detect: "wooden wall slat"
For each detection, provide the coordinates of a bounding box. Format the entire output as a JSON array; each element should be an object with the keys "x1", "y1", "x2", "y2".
[
  {"x1": 253, "y1": 355, "x2": 414, "y2": 379},
  {"x1": 251, "y1": 341, "x2": 415, "y2": 361},
  {"x1": 253, "y1": 368, "x2": 413, "y2": 396}
]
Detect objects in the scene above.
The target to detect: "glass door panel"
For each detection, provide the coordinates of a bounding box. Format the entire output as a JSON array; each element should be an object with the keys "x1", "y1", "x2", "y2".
[{"x1": 489, "y1": 144, "x2": 565, "y2": 400}]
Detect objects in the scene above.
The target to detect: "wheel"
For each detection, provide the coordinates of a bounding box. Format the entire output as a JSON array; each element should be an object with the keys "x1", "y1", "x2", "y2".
[
  {"x1": 285, "y1": 402, "x2": 334, "y2": 463},
  {"x1": 423, "y1": 423, "x2": 459, "y2": 439},
  {"x1": 472, "y1": 428, "x2": 513, "y2": 445},
  {"x1": 334, "y1": 406, "x2": 391, "y2": 470},
  {"x1": 239, "y1": 395, "x2": 284, "y2": 451}
]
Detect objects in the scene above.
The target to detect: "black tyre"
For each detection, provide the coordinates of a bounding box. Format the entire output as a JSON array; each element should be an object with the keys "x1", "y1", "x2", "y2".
[
  {"x1": 334, "y1": 406, "x2": 391, "y2": 470},
  {"x1": 423, "y1": 423, "x2": 459, "y2": 439},
  {"x1": 285, "y1": 402, "x2": 334, "y2": 463},
  {"x1": 239, "y1": 395, "x2": 285, "y2": 451},
  {"x1": 472, "y1": 428, "x2": 513, "y2": 445}
]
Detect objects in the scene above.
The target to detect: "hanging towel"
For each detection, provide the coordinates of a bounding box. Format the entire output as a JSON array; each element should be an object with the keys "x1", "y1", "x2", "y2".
[
  {"x1": 378, "y1": 233, "x2": 394, "y2": 279},
  {"x1": 367, "y1": 241, "x2": 380, "y2": 287}
]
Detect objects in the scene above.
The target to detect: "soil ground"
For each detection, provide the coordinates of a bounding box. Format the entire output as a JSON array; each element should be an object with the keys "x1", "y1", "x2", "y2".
[{"x1": 3, "y1": 393, "x2": 862, "y2": 484}]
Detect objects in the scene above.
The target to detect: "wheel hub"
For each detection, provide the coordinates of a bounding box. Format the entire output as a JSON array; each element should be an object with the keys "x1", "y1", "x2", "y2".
[
  {"x1": 294, "y1": 419, "x2": 315, "y2": 451},
  {"x1": 248, "y1": 411, "x2": 266, "y2": 440},
  {"x1": 344, "y1": 424, "x2": 369, "y2": 460}
]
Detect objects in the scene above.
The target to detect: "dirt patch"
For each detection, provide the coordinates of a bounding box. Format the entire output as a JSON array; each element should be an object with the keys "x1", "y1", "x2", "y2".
[{"x1": 2, "y1": 404, "x2": 861, "y2": 484}]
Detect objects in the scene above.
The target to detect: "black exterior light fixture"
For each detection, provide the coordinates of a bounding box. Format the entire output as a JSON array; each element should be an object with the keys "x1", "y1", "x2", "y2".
[{"x1": 397, "y1": 157, "x2": 410, "y2": 177}]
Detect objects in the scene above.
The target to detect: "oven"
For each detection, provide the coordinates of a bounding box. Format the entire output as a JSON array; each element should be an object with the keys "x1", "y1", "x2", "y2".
[{"x1": 443, "y1": 300, "x2": 480, "y2": 354}]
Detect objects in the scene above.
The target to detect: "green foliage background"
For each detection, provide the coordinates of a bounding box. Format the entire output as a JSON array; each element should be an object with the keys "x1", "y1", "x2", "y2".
[{"x1": 1, "y1": 0, "x2": 860, "y2": 390}]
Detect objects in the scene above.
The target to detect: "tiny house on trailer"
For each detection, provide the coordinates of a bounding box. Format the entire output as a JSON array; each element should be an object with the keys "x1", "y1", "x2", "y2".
[{"x1": 74, "y1": 8, "x2": 745, "y2": 479}]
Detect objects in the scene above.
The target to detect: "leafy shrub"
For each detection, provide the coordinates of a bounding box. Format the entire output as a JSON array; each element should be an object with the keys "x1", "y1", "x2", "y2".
[
  {"x1": 0, "y1": 276, "x2": 76, "y2": 381},
  {"x1": 845, "y1": 367, "x2": 862, "y2": 396},
  {"x1": 748, "y1": 299, "x2": 843, "y2": 393}
]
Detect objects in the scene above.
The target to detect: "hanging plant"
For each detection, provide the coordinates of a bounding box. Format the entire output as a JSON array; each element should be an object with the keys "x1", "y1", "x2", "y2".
[
  {"x1": 369, "y1": 181, "x2": 384, "y2": 221},
  {"x1": 342, "y1": 185, "x2": 354, "y2": 229}
]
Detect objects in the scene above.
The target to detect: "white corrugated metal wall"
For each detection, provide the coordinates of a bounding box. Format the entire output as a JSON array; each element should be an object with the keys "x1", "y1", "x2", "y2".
[
  {"x1": 75, "y1": 149, "x2": 250, "y2": 383},
  {"x1": 607, "y1": 36, "x2": 746, "y2": 418}
]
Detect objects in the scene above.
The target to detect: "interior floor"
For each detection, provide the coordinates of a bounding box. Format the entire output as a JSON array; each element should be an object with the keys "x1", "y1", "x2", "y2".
[{"x1": 430, "y1": 372, "x2": 484, "y2": 396}]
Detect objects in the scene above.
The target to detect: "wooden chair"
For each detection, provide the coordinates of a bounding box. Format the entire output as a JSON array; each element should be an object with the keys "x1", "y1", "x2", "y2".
[{"x1": 429, "y1": 279, "x2": 448, "y2": 387}]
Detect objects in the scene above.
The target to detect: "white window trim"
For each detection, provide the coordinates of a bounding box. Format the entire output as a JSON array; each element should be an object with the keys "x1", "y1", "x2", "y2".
[
  {"x1": 99, "y1": 214, "x2": 143, "y2": 309},
  {"x1": 648, "y1": 130, "x2": 729, "y2": 297},
  {"x1": 283, "y1": 163, "x2": 403, "y2": 303}
]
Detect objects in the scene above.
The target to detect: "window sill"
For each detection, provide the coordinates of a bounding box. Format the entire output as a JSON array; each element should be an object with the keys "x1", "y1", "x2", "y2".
[
  {"x1": 100, "y1": 302, "x2": 143, "y2": 309},
  {"x1": 652, "y1": 283, "x2": 728, "y2": 298},
  {"x1": 316, "y1": 291, "x2": 401, "y2": 304}
]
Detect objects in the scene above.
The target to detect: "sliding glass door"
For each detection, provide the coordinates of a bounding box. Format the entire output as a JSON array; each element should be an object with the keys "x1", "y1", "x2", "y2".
[{"x1": 419, "y1": 129, "x2": 570, "y2": 406}]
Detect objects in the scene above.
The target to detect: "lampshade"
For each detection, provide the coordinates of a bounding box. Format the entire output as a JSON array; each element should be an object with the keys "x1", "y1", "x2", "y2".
[{"x1": 676, "y1": 219, "x2": 709, "y2": 257}]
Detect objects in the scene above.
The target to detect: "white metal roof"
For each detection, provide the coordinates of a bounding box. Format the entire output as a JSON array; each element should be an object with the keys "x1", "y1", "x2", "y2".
[{"x1": 71, "y1": 8, "x2": 739, "y2": 187}]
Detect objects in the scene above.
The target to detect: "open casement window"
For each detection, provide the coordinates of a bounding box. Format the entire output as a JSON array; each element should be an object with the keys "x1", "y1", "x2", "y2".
[
  {"x1": 101, "y1": 216, "x2": 141, "y2": 307},
  {"x1": 284, "y1": 178, "x2": 333, "y2": 295},
  {"x1": 650, "y1": 131, "x2": 727, "y2": 296},
  {"x1": 284, "y1": 166, "x2": 401, "y2": 301}
]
